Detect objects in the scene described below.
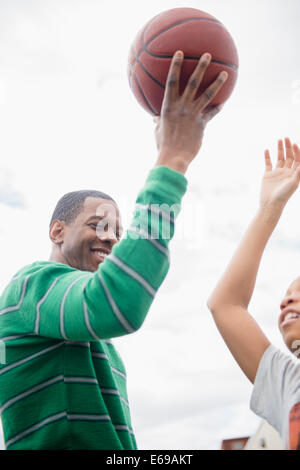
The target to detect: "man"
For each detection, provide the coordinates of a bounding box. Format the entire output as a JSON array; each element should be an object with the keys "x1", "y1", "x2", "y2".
[
  {"x1": 0, "y1": 51, "x2": 227, "y2": 449},
  {"x1": 208, "y1": 138, "x2": 300, "y2": 450}
]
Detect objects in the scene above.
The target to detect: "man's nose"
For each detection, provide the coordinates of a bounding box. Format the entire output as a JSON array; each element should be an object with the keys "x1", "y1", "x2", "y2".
[{"x1": 97, "y1": 228, "x2": 118, "y2": 246}]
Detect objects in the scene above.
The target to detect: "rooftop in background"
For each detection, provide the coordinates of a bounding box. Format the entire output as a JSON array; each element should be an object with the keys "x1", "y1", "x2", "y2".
[
  {"x1": 221, "y1": 420, "x2": 283, "y2": 450},
  {"x1": 221, "y1": 436, "x2": 249, "y2": 450}
]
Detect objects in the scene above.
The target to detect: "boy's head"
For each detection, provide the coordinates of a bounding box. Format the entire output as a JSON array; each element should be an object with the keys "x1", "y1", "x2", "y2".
[
  {"x1": 49, "y1": 190, "x2": 123, "y2": 272},
  {"x1": 279, "y1": 276, "x2": 300, "y2": 357}
]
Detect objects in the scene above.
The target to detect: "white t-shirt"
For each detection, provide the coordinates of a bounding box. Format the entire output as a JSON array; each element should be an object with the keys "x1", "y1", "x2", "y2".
[{"x1": 250, "y1": 344, "x2": 300, "y2": 450}]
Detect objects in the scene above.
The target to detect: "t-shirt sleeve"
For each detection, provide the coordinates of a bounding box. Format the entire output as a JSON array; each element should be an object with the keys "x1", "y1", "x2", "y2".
[
  {"x1": 250, "y1": 344, "x2": 300, "y2": 436},
  {"x1": 2, "y1": 166, "x2": 187, "y2": 342}
]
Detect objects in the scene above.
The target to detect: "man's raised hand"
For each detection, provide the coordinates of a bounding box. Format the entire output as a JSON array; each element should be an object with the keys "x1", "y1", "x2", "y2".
[{"x1": 155, "y1": 50, "x2": 228, "y2": 174}]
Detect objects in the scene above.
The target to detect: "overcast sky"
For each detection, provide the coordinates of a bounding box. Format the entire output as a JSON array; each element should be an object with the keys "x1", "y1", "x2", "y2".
[{"x1": 1, "y1": 0, "x2": 300, "y2": 450}]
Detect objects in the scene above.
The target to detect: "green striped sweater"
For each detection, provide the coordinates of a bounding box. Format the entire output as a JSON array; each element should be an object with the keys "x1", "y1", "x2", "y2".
[{"x1": 0, "y1": 166, "x2": 187, "y2": 450}]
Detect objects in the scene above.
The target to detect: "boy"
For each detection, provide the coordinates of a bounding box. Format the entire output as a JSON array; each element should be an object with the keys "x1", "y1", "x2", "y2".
[{"x1": 208, "y1": 138, "x2": 300, "y2": 450}]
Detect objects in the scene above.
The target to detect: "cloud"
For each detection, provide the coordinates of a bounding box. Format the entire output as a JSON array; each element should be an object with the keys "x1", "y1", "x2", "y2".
[{"x1": 0, "y1": 169, "x2": 25, "y2": 208}]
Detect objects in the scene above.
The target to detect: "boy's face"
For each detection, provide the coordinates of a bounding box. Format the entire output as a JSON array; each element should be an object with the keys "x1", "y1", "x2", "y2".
[{"x1": 279, "y1": 277, "x2": 300, "y2": 356}]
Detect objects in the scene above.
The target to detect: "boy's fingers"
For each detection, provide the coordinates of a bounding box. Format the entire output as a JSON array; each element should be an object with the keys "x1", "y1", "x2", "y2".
[
  {"x1": 264, "y1": 149, "x2": 272, "y2": 171},
  {"x1": 293, "y1": 143, "x2": 300, "y2": 169},
  {"x1": 294, "y1": 164, "x2": 300, "y2": 184},
  {"x1": 195, "y1": 71, "x2": 228, "y2": 112},
  {"x1": 181, "y1": 53, "x2": 211, "y2": 103},
  {"x1": 284, "y1": 137, "x2": 294, "y2": 168},
  {"x1": 162, "y1": 51, "x2": 184, "y2": 112},
  {"x1": 276, "y1": 139, "x2": 285, "y2": 168}
]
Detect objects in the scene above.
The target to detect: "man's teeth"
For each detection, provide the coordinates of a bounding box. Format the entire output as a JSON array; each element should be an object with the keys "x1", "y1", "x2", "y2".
[
  {"x1": 95, "y1": 251, "x2": 108, "y2": 258},
  {"x1": 285, "y1": 312, "x2": 300, "y2": 321}
]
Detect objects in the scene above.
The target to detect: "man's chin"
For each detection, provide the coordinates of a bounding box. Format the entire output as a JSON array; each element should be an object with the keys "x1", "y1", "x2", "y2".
[
  {"x1": 68, "y1": 254, "x2": 103, "y2": 272},
  {"x1": 72, "y1": 262, "x2": 99, "y2": 273},
  {"x1": 90, "y1": 264, "x2": 100, "y2": 272},
  {"x1": 88, "y1": 259, "x2": 103, "y2": 272},
  {"x1": 82, "y1": 262, "x2": 100, "y2": 273}
]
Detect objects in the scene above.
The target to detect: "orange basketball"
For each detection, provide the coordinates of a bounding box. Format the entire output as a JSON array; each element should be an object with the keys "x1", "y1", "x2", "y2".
[{"x1": 128, "y1": 7, "x2": 239, "y2": 115}]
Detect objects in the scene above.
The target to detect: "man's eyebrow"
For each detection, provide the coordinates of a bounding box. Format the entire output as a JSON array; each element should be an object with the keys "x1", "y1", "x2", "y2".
[
  {"x1": 86, "y1": 215, "x2": 123, "y2": 233},
  {"x1": 86, "y1": 215, "x2": 104, "y2": 223}
]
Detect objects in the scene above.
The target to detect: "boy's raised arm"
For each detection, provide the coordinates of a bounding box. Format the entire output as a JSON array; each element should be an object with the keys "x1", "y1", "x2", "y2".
[{"x1": 207, "y1": 139, "x2": 300, "y2": 383}]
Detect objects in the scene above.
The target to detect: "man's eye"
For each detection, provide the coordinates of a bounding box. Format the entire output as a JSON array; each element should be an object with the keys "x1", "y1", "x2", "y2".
[
  {"x1": 89, "y1": 223, "x2": 121, "y2": 239},
  {"x1": 89, "y1": 222, "x2": 107, "y2": 231}
]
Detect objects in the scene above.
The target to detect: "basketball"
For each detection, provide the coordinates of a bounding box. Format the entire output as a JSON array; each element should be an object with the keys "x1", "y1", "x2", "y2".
[{"x1": 128, "y1": 7, "x2": 239, "y2": 116}]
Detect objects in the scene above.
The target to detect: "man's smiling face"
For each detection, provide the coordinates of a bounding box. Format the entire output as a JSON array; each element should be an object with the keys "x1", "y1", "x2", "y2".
[{"x1": 51, "y1": 196, "x2": 123, "y2": 272}]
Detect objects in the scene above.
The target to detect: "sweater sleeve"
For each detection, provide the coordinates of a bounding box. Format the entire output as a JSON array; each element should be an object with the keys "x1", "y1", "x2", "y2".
[{"x1": 6, "y1": 166, "x2": 187, "y2": 341}]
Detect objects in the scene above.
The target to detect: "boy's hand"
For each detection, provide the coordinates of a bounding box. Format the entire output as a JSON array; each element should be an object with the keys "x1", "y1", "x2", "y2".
[
  {"x1": 154, "y1": 50, "x2": 228, "y2": 174},
  {"x1": 260, "y1": 138, "x2": 300, "y2": 209}
]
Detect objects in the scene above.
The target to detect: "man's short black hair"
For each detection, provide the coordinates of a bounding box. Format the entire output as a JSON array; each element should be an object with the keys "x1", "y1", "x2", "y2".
[{"x1": 50, "y1": 190, "x2": 116, "y2": 226}]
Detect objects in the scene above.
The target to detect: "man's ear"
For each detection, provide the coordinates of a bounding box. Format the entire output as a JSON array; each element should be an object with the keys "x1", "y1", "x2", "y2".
[{"x1": 49, "y1": 220, "x2": 65, "y2": 245}]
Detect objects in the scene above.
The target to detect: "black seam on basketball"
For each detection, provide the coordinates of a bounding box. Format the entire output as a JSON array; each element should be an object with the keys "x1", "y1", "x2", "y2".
[
  {"x1": 131, "y1": 59, "x2": 236, "y2": 94},
  {"x1": 133, "y1": 73, "x2": 157, "y2": 115},
  {"x1": 130, "y1": 17, "x2": 237, "y2": 72},
  {"x1": 135, "y1": 57, "x2": 165, "y2": 89},
  {"x1": 129, "y1": 55, "x2": 237, "y2": 92},
  {"x1": 129, "y1": 16, "x2": 238, "y2": 112},
  {"x1": 144, "y1": 50, "x2": 238, "y2": 72},
  {"x1": 144, "y1": 17, "x2": 223, "y2": 49}
]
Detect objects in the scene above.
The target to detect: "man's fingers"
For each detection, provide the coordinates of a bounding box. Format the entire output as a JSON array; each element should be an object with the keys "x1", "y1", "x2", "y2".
[
  {"x1": 202, "y1": 105, "x2": 222, "y2": 123},
  {"x1": 284, "y1": 137, "x2": 294, "y2": 168},
  {"x1": 276, "y1": 139, "x2": 285, "y2": 168},
  {"x1": 264, "y1": 149, "x2": 272, "y2": 172},
  {"x1": 195, "y1": 71, "x2": 228, "y2": 111},
  {"x1": 181, "y1": 53, "x2": 211, "y2": 103},
  {"x1": 161, "y1": 51, "x2": 184, "y2": 113}
]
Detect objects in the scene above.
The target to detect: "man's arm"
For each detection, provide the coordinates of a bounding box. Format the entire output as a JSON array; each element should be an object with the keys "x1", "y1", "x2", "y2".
[
  {"x1": 14, "y1": 166, "x2": 186, "y2": 341},
  {"x1": 207, "y1": 139, "x2": 300, "y2": 383},
  {"x1": 4, "y1": 51, "x2": 228, "y2": 342}
]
